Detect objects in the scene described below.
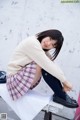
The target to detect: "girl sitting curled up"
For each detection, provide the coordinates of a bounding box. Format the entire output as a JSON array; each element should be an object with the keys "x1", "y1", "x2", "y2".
[{"x1": 6, "y1": 29, "x2": 79, "y2": 108}]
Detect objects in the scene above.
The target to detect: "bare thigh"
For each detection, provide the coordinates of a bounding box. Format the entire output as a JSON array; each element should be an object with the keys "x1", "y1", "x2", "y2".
[{"x1": 30, "y1": 64, "x2": 42, "y2": 88}]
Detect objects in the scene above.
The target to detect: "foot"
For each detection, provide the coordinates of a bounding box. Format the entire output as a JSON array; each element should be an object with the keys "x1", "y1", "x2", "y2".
[{"x1": 53, "y1": 93, "x2": 79, "y2": 108}]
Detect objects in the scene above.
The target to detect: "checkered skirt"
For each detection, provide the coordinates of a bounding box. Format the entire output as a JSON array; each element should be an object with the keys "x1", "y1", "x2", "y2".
[{"x1": 6, "y1": 61, "x2": 40, "y2": 101}]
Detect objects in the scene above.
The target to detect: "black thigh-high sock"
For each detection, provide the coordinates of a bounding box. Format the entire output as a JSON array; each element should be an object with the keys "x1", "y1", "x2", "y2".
[{"x1": 42, "y1": 69, "x2": 66, "y2": 99}]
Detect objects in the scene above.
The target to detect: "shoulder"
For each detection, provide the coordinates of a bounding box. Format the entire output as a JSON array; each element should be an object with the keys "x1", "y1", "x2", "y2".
[
  {"x1": 22, "y1": 36, "x2": 38, "y2": 44},
  {"x1": 24, "y1": 36, "x2": 41, "y2": 48},
  {"x1": 18, "y1": 35, "x2": 42, "y2": 51}
]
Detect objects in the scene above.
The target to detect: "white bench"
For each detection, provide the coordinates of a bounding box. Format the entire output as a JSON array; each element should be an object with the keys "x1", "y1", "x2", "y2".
[{"x1": 0, "y1": 84, "x2": 70, "y2": 120}]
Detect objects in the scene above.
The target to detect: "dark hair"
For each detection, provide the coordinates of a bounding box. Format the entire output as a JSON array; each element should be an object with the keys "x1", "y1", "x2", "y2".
[{"x1": 36, "y1": 29, "x2": 64, "y2": 60}]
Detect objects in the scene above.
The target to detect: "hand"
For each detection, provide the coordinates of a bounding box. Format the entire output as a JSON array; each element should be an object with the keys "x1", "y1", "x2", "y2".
[{"x1": 62, "y1": 81, "x2": 73, "y2": 92}]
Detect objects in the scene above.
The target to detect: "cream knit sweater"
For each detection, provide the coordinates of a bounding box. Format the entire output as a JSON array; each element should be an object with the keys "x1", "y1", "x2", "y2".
[{"x1": 7, "y1": 36, "x2": 66, "y2": 83}]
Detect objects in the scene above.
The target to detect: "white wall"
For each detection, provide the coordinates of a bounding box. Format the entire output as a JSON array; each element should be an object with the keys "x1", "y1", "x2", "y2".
[{"x1": 0, "y1": 0, "x2": 80, "y2": 119}]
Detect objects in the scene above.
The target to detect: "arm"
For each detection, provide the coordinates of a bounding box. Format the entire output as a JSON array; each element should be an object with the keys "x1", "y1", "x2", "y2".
[
  {"x1": 26, "y1": 40, "x2": 66, "y2": 82},
  {"x1": 24, "y1": 37, "x2": 66, "y2": 83}
]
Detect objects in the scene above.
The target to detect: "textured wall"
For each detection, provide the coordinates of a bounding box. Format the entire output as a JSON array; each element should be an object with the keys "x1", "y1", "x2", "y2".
[{"x1": 0, "y1": 0, "x2": 80, "y2": 119}]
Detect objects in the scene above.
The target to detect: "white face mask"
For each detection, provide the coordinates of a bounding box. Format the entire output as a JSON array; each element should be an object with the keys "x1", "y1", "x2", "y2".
[
  {"x1": 49, "y1": 48, "x2": 55, "y2": 54},
  {"x1": 45, "y1": 48, "x2": 55, "y2": 61}
]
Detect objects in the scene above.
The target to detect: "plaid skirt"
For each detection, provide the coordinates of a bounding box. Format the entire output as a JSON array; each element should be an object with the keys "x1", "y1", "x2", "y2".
[{"x1": 6, "y1": 61, "x2": 41, "y2": 101}]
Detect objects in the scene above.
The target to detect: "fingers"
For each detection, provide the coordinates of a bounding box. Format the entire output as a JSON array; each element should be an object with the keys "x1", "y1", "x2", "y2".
[
  {"x1": 63, "y1": 81, "x2": 73, "y2": 90},
  {"x1": 62, "y1": 81, "x2": 73, "y2": 92},
  {"x1": 63, "y1": 87, "x2": 71, "y2": 92}
]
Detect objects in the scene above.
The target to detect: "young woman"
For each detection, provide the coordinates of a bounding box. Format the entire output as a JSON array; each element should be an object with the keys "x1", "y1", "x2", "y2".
[{"x1": 6, "y1": 29, "x2": 78, "y2": 108}]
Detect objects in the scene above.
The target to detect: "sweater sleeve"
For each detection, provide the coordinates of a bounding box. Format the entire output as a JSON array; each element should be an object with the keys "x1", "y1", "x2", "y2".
[{"x1": 25, "y1": 37, "x2": 66, "y2": 83}]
